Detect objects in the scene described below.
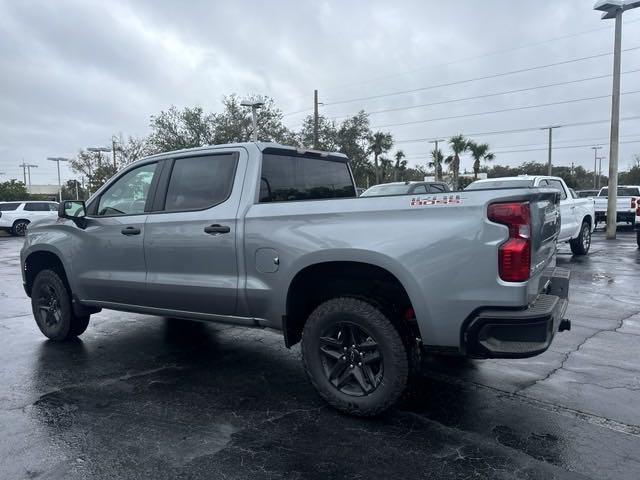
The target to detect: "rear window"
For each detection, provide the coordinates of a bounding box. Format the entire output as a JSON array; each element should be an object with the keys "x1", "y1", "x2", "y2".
[
  {"x1": 259, "y1": 153, "x2": 355, "y2": 202},
  {"x1": 0, "y1": 203, "x2": 20, "y2": 211},
  {"x1": 465, "y1": 179, "x2": 534, "y2": 190},
  {"x1": 598, "y1": 187, "x2": 640, "y2": 197}
]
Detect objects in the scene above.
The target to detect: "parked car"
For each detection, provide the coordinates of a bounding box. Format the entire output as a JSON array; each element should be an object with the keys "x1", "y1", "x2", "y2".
[
  {"x1": 21, "y1": 143, "x2": 570, "y2": 416},
  {"x1": 577, "y1": 189, "x2": 598, "y2": 198},
  {"x1": 360, "y1": 181, "x2": 450, "y2": 197},
  {"x1": 593, "y1": 185, "x2": 640, "y2": 226},
  {"x1": 466, "y1": 175, "x2": 595, "y2": 255},
  {"x1": 0, "y1": 201, "x2": 59, "y2": 236}
]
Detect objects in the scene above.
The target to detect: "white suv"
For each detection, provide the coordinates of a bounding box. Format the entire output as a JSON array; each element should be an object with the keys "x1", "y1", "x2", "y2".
[{"x1": 0, "y1": 201, "x2": 59, "y2": 236}]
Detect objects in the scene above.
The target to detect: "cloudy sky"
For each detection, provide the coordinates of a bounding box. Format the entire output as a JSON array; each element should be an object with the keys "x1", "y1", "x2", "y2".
[{"x1": 1, "y1": 0, "x2": 640, "y2": 185}]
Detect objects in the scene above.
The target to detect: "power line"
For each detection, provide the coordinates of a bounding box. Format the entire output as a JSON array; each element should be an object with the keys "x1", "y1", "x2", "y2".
[
  {"x1": 494, "y1": 139, "x2": 640, "y2": 154},
  {"x1": 330, "y1": 68, "x2": 640, "y2": 120},
  {"x1": 320, "y1": 18, "x2": 640, "y2": 94},
  {"x1": 394, "y1": 115, "x2": 640, "y2": 144},
  {"x1": 487, "y1": 133, "x2": 640, "y2": 150},
  {"x1": 371, "y1": 89, "x2": 640, "y2": 129},
  {"x1": 323, "y1": 46, "x2": 640, "y2": 107}
]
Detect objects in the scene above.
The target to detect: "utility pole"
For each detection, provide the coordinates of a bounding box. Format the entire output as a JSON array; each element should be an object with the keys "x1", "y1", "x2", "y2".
[
  {"x1": 47, "y1": 157, "x2": 69, "y2": 202},
  {"x1": 19, "y1": 162, "x2": 27, "y2": 185},
  {"x1": 594, "y1": 0, "x2": 640, "y2": 239},
  {"x1": 428, "y1": 139, "x2": 445, "y2": 181},
  {"x1": 111, "y1": 136, "x2": 119, "y2": 170},
  {"x1": 591, "y1": 146, "x2": 603, "y2": 188},
  {"x1": 542, "y1": 126, "x2": 561, "y2": 175},
  {"x1": 313, "y1": 89, "x2": 319, "y2": 149}
]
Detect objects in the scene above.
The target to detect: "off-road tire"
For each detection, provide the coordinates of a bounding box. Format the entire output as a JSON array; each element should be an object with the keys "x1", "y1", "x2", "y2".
[
  {"x1": 11, "y1": 220, "x2": 29, "y2": 236},
  {"x1": 569, "y1": 220, "x2": 591, "y2": 256},
  {"x1": 31, "y1": 269, "x2": 90, "y2": 341},
  {"x1": 301, "y1": 297, "x2": 409, "y2": 417}
]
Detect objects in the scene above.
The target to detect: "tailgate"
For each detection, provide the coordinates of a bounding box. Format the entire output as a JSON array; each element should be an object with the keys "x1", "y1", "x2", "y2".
[{"x1": 528, "y1": 190, "x2": 561, "y2": 297}]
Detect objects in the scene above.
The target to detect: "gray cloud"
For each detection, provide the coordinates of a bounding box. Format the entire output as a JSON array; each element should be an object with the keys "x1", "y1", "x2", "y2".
[{"x1": 1, "y1": 0, "x2": 639, "y2": 184}]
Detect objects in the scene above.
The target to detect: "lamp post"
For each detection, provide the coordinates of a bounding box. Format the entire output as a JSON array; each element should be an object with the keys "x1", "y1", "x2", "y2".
[
  {"x1": 597, "y1": 156, "x2": 606, "y2": 189},
  {"x1": 18, "y1": 163, "x2": 38, "y2": 192},
  {"x1": 591, "y1": 146, "x2": 603, "y2": 188},
  {"x1": 240, "y1": 99, "x2": 265, "y2": 142},
  {"x1": 47, "y1": 157, "x2": 70, "y2": 202},
  {"x1": 594, "y1": 0, "x2": 640, "y2": 239}
]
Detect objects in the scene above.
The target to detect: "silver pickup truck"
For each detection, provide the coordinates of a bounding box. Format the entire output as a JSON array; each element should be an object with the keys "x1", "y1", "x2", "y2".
[{"x1": 20, "y1": 143, "x2": 570, "y2": 416}]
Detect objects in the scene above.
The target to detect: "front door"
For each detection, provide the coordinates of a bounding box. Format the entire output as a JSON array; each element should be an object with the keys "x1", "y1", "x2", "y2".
[
  {"x1": 73, "y1": 161, "x2": 160, "y2": 305},
  {"x1": 143, "y1": 152, "x2": 243, "y2": 316}
]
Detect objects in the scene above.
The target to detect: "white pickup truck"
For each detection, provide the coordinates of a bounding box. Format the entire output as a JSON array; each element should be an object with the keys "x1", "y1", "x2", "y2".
[
  {"x1": 467, "y1": 175, "x2": 595, "y2": 255},
  {"x1": 593, "y1": 185, "x2": 640, "y2": 229}
]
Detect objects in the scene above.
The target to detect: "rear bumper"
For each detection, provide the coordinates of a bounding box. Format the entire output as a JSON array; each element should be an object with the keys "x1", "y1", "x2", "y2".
[
  {"x1": 595, "y1": 211, "x2": 635, "y2": 224},
  {"x1": 463, "y1": 267, "x2": 570, "y2": 359}
]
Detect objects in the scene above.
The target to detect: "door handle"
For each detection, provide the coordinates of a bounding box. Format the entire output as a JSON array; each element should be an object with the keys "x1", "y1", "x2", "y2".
[
  {"x1": 204, "y1": 224, "x2": 231, "y2": 235},
  {"x1": 121, "y1": 226, "x2": 141, "y2": 236}
]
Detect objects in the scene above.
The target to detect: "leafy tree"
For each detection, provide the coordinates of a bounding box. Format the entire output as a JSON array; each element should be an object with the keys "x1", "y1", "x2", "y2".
[
  {"x1": 367, "y1": 131, "x2": 394, "y2": 185},
  {"x1": 147, "y1": 105, "x2": 216, "y2": 153},
  {"x1": 116, "y1": 135, "x2": 150, "y2": 167},
  {"x1": 70, "y1": 150, "x2": 117, "y2": 193},
  {"x1": 299, "y1": 115, "x2": 339, "y2": 151},
  {"x1": 468, "y1": 141, "x2": 495, "y2": 179},
  {"x1": 335, "y1": 112, "x2": 373, "y2": 187},
  {"x1": 61, "y1": 179, "x2": 86, "y2": 201},
  {"x1": 0, "y1": 179, "x2": 29, "y2": 201},
  {"x1": 393, "y1": 150, "x2": 407, "y2": 181},
  {"x1": 445, "y1": 134, "x2": 469, "y2": 190}
]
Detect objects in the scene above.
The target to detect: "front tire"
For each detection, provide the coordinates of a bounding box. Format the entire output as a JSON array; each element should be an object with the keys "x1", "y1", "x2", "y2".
[
  {"x1": 31, "y1": 270, "x2": 90, "y2": 341},
  {"x1": 570, "y1": 220, "x2": 591, "y2": 256},
  {"x1": 301, "y1": 297, "x2": 409, "y2": 417},
  {"x1": 12, "y1": 220, "x2": 29, "y2": 236}
]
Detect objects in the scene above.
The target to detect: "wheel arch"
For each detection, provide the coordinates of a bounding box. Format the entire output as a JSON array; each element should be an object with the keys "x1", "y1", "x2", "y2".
[
  {"x1": 283, "y1": 254, "x2": 425, "y2": 348},
  {"x1": 23, "y1": 249, "x2": 71, "y2": 298}
]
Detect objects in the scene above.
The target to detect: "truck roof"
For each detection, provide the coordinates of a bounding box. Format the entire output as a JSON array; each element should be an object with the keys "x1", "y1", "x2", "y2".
[{"x1": 143, "y1": 142, "x2": 348, "y2": 162}]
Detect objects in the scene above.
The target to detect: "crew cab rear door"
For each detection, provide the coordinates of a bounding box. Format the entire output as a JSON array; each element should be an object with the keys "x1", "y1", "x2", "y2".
[
  {"x1": 539, "y1": 178, "x2": 576, "y2": 242},
  {"x1": 143, "y1": 150, "x2": 245, "y2": 316}
]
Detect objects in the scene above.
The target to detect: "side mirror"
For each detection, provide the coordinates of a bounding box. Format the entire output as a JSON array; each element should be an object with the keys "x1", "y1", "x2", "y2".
[{"x1": 58, "y1": 200, "x2": 87, "y2": 228}]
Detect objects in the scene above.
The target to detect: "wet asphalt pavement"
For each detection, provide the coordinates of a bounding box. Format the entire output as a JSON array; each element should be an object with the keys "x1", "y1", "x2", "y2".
[{"x1": 1, "y1": 229, "x2": 640, "y2": 479}]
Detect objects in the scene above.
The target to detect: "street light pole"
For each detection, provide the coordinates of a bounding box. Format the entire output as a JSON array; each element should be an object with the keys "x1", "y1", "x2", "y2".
[
  {"x1": 47, "y1": 157, "x2": 69, "y2": 202},
  {"x1": 594, "y1": 0, "x2": 640, "y2": 239},
  {"x1": 597, "y1": 156, "x2": 606, "y2": 189},
  {"x1": 240, "y1": 99, "x2": 265, "y2": 142},
  {"x1": 591, "y1": 146, "x2": 603, "y2": 188}
]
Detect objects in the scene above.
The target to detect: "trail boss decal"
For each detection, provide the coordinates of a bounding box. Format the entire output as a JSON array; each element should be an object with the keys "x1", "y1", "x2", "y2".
[{"x1": 410, "y1": 194, "x2": 462, "y2": 207}]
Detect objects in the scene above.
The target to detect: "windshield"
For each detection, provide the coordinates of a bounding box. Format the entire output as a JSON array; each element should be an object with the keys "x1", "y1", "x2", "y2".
[
  {"x1": 465, "y1": 179, "x2": 534, "y2": 190},
  {"x1": 361, "y1": 184, "x2": 412, "y2": 196},
  {"x1": 598, "y1": 187, "x2": 640, "y2": 197}
]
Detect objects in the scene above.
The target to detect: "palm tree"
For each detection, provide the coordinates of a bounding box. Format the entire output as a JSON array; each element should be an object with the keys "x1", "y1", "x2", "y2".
[
  {"x1": 367, "y1": 131, "x2": 394, "y2": 184},
  {"x1": 393, "y1": 150, "x2": 407, "y2": 181},
  {"x1": 468, "y1": 141, "x2": 495, "y2": 180},
  {"x1": 444, "y1": 134, "x2": 469, "y2": 190},
  {"x1": 428, "y1": 149, "x2": 444, "y2": 181}
]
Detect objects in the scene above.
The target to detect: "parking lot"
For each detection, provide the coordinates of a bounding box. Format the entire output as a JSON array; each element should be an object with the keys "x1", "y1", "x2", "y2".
[{"x1": 0, "y1": 228, "x2": 639, "y2": 480}]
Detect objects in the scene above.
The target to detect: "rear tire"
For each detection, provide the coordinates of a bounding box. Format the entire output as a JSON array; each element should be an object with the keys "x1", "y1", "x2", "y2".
[
  {"x1": 11, "y1": 220, "x2": 29, "y2": 236},
  {"x1": 31, "y1": 269, "x2": 90, "y2": 341},
  {"x1": 301, "y1": 297, "x2": 409, "y2": 417},
  {"x1": 570, "y1": 220, "x2": 591, "y2": 256}
]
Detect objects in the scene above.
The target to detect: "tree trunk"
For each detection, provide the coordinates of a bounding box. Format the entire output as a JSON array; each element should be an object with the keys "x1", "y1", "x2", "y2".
[
  {"x1": 474, "y1": 159, "x2": 479, "y2": 179},
  {"x1": 374, "y1": 153, "x2": 380, "y2": 184}
]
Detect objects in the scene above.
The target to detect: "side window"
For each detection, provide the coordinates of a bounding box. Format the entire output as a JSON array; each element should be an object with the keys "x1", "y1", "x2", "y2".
[
  {"x1": 97, "y1": 162, "x2": 157, "y2": 216},
  {"x1": 429, "y1": 184, "x2": 446, "y2": 193},
  {"x1": 0, "y1": 202, "x2": 21, "y2": 211},
  {"x1": 164, "y1": 154, "x2": 237, "y2": 211},
  {"x1": 412, "y1": 185, "x2": 428, "y2": 194},
  {"x1": 48, "y1": 203, "x2": 59, "y2": 211},
  {"x1": 538, "y1": 180, "x2": 549, "y2": 187},
  {"x1": 547, "y1": 179, "x2": 567, "y2": 200},
  {"x1": 259, "y1": 153, "x2": 356, "y2": 202},
  {"x1": 24, "y1": 203, "x2": 49, "y2": 212}
]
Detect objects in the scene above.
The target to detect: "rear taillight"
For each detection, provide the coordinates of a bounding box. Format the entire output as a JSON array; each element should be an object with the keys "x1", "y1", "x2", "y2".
[
  {"x1": 488, "y1": 202, "x2": 531, "y2": 282},
  {"x1": 631, "y1": 197, "x2": 637, "y2": 209}
]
